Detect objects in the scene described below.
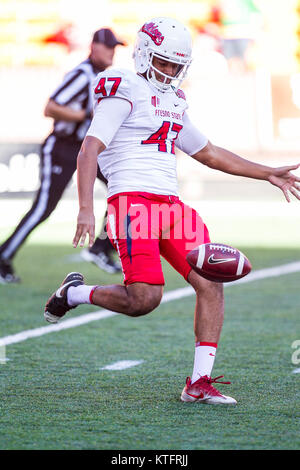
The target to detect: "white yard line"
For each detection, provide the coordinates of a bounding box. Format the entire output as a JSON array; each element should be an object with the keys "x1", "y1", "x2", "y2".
[
  {"x1": 0, "y1": 310, "x2": 117, "y2": 347},
  {"x1": 100, "y1": 360, "x2": 144, "y2": 371},
  {"x1": 1, "y1": 260, "x2": 300, "y2": 348}
]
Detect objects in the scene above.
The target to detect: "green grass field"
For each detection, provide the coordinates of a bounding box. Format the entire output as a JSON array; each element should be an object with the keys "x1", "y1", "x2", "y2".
[{"x1": 0, "y1": 206, "x2": 300, "y2": 450}]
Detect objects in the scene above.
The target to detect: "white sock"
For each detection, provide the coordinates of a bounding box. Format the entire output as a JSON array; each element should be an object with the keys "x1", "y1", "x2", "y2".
[
  {"x1": 191, "y1": 341, "x2": 217, "y2": 384},
  {"x1": 67, "y1": 285, "x2": 98, "y2": 307}
]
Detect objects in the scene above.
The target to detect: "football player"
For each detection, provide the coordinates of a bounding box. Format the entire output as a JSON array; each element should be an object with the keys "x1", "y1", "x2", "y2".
[{"x1": 44, "y1": 18, "x2": 300, "y2": 405}]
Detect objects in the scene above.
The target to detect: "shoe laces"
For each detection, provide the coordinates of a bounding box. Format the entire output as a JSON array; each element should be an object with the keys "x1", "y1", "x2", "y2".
[
  {"x1": 188, "y1": 375, "x2": 231, "y2": 398},
  {"x1": 203, "y1": 375, "x2": 231, "y2": 385}
]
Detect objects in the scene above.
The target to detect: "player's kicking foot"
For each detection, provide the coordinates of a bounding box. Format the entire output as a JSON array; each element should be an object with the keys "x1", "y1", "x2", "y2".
[
  {"x1": 44, "y1": 272, "x2": 84, "y2": 324},
  {"x1": 181, "y1": 375, "x2": 237, "y2": 405}
]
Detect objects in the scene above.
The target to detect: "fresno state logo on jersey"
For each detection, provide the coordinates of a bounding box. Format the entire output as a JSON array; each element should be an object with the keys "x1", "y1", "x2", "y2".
[
  {"x1": 151, "y1": 96, "x2": 160, "y2": 107},
  {"x1": 140, "y1": 22, "x2": 164, "y2": 46}
]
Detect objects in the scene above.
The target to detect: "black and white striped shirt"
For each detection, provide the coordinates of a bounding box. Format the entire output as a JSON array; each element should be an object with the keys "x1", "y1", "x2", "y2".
[{"x1": 50, "y1": 58, "x2": 103, "y2": 141}]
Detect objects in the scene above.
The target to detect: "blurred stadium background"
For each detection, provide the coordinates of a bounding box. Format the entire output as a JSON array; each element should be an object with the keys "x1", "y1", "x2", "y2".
[{"x1": 0, "y1": 0, "x2": 300, "y2": 246}]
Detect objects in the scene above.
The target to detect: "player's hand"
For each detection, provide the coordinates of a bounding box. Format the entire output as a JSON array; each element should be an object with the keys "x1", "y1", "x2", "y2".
[
  {"x1": 73, "y1": 208, "x2": 95, "y2": 248},
  {"x1": 268, "y1": 164, "x2": 300, "y2": 202}
]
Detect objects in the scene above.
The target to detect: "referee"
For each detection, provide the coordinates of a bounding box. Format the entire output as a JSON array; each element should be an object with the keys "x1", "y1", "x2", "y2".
[{"x1": 0, "y1": 28, "x2": 125, "y2": 283}]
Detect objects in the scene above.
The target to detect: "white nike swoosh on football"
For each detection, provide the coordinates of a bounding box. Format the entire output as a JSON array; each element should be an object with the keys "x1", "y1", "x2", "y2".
[
  {"x1": 56, "y1": 280, "x2": 77, "y2": 298},
  {"x1": 208, "y1": 255, "x2": 236, "y2": 264}
]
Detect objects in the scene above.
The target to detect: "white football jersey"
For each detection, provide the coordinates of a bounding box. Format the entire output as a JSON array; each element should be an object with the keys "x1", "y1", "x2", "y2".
[{"x1": 86, "y1": 68, "x2": 208, "y2": 197}]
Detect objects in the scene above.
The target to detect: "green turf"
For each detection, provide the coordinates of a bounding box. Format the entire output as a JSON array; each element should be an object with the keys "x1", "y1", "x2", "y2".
[{"x1": 0, "y1": 241, "x2": 299, "y2": 450}]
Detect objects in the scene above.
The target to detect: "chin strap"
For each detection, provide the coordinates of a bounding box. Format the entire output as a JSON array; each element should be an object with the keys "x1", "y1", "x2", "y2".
[{"x1": 147, "y1": 68, "x2": 170, "y2": 92}]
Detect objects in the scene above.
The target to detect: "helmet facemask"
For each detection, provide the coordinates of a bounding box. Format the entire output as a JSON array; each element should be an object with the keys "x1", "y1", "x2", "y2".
[{"x1": 146, "y1": 52, "x2": 191, "y2": 92}]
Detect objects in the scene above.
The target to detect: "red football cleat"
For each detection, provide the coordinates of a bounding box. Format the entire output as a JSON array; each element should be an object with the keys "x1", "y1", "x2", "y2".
[{"x1": 181, "y1": 375, "x2": 237, "y2": 405}]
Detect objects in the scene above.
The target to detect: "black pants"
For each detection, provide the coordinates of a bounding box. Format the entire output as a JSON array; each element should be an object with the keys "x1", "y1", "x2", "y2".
[{"x1": 0, "y1": 134, "x2": 111, "y2": 260}]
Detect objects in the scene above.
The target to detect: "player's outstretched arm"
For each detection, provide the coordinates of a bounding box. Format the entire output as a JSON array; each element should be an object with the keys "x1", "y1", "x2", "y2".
[
  {"x1": 192, "y1": 141, "x2": 300, "y2": 202},
  {"x1": 73, "y1": 136, "x2": 106, "y2": 249}
]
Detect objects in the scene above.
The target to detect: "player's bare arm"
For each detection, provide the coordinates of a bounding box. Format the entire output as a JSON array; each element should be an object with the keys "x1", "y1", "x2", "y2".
[
  {"x1": 192, "y1": 141, "x2": 300, "y2": 202},
  {"x1": 44, "y1": 99, "x2": 87, "y2": 122},
  {"x1": 73, "y1": 136, "x2": 106, "y2": 248}
]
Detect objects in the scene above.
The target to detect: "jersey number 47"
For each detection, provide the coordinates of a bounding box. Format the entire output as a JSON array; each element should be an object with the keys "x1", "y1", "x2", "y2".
[
  {"x1": 142, "y1": 121, "x2": 183, "y2": 154},
  {"x1": 94, "y1": 77, "x2": 122, "y2": 99}
]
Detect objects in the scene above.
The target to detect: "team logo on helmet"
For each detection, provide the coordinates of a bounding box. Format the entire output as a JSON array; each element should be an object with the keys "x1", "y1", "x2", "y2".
[{"x1": 140, "y1": 22, "x2": 164, "y2": 46}]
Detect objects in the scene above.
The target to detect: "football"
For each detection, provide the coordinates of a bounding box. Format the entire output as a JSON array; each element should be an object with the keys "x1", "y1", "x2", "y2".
[{"x1": 186, "y1": 243, "x2": 252, "y2": 283}]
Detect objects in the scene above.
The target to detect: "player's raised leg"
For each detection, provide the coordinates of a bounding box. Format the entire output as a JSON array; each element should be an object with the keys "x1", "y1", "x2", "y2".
[
  {"x1": 90, "y1": 282, "x2": 163, "y2": 316},
  {"x1": 44, "y1": 276, "x2": 163, "y2": 324}
]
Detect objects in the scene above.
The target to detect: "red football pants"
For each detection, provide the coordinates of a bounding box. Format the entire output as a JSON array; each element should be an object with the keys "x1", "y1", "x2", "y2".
[{"x1": 107, "y1": 192, "x2": 210, "y2": 285}]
